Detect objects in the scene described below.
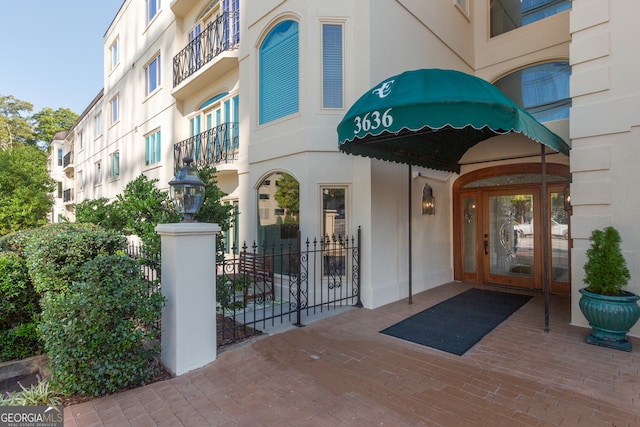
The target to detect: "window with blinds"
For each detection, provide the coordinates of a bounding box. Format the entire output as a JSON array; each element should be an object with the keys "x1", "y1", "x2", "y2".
[
  {"x1": 322, "y1": 23, "x2": 343, "y2": 109},
  {"x1": 259, "y1": 20, "x2": 299, "y2": 124}
]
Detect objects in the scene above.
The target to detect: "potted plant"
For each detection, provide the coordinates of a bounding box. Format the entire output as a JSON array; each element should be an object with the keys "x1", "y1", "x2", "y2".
[{"x1": 579, "y1": 226, "x2": 640, "y2": 351}]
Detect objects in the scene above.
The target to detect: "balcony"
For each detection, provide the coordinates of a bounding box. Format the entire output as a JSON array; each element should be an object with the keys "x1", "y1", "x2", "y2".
[
  {"x1": 174, "y1": 122, "x2": 238, "y2": 169},
  {"x1": 172, "y1": 11, "x2": 239, "y2": 101},
  {"x1": 63, "y1": 188, "x2": 74, "y2": 205},
  {"x1": 63, "y1": 152, "x2": 74, "y2": 172}
]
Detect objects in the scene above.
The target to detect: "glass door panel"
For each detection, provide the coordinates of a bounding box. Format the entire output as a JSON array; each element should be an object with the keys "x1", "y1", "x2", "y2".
[
  {"x1": 550, "y1": 189, "x2": 570, "y2": 288},
  {"x1": 485, "y1": 191, "x2": 537, "y2": 288},
  {"x1": 462, "y1": 197, "x2": 477, "y2": 274}
]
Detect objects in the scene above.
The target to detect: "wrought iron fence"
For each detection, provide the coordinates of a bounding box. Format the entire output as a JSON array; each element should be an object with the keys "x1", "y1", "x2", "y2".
[
  {"x1": 127, "y1": 244, "x2": 161, "y2": 329},
  {"x1": 174, "y1": 122, "x2": 238, "y2": 169},
  {"x1": 173, "y1": 10, "x2": 240, "y2": 87},
  {"x1": 216, "y1": 228, "x2": 362, "y2": 348}
]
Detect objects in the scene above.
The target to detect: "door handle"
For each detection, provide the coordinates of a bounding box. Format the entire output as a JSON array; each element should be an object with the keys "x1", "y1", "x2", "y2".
[{"x1": 484, "y1": 239, "x2": 489, "y2": 255}]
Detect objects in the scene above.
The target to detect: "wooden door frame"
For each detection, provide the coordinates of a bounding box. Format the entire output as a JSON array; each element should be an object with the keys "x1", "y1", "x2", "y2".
[{"x1": 453, "y1": 163, "x2": 570, "y2": 288}]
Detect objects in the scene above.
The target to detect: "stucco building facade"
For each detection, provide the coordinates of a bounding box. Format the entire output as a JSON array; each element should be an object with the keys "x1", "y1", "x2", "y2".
[{"x1": 53, "y1": 0, "x2": 640, "y2": 338}]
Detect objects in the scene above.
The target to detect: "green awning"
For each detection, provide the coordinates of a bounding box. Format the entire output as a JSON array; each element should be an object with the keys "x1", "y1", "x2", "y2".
[{"x1": 337, "y1": 69, "x2": 570, "y2": 173}]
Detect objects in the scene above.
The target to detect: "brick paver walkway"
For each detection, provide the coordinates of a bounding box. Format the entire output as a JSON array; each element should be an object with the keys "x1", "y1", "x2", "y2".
[{"x1": 64, "y1": 282, "x2": 640, "y2": 426}]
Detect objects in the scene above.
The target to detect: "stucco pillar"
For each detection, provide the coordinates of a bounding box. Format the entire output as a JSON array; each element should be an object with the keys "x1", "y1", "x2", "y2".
[{"x1": 156, "y1": 222, "x2": 220, "y2": 376}]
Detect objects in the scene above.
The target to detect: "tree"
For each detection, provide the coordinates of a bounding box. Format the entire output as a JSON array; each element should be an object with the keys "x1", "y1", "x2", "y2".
[
  {"x1": 116, "y1": 175, "x2": 181, "y2": 255},
  {"x1": 32, "y1": 107, "x2": 78, "y2": 151},
  {"x1": 0, "y1": 95, "x2": 34, "y2": 148},
  {"x1": 274, "y1": 172, "x2": 299, "y2": 222},
  {"x1": 75, "y1": 197, "x2": 127, "y2": 231},
  {"x1": 0, "y1": 144, "x2": 55, "y2": 236}
]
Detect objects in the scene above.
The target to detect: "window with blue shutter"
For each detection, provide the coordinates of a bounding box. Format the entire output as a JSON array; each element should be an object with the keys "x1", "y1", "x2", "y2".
[
  {"x1": 145, "y1": 130, "x2": 161, "y2": 165},
  {"x1": 259, "y1": 20, "x2": 299, "y2": 124},
  {"x1": 322, "y1": 23, "x2": 343, "y2": 109}
]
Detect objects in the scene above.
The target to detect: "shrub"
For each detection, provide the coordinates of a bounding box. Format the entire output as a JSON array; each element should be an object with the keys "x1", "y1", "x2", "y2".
[
  {"x1": 583, "y1": 226, "x2": 631, "y2": 296},
  {"x1": 0, "y1": 378, "x2": 62, "y2": 407},
  {"x1": 39, "y1": 254, "x2": 165, "y2": 396},
  {"x1": 21, "y1": 223, "x2": 126, "y2": 294},
  {"x1": 0, "y1": 251, "x2": 41, "y2": 361}
]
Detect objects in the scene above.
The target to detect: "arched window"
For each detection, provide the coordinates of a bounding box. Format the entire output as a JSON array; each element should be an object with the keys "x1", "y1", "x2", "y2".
[
  {"x1": 494, "y1": 62, "x2": 571, "y2": 122},
  {"x1": 257, "y1": 172, "x2": 299, "y2": 273},
  {"x1": 259, "y1": 20, "x2": 299, "y2": 124},
  {"x1": 257, "y1": 172, "x2": 299, "y2": 243}
]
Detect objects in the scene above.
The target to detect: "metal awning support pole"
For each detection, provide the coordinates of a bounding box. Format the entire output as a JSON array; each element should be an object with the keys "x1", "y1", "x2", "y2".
[
  {"x1": 541, "y1": 145, "x2": 550, "y2": 332},
  {"x1": 408, "y1": 163, "x2": 413, "y2": 304}
]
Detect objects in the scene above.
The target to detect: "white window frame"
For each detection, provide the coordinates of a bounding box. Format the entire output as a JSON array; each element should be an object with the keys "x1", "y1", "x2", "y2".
[
  {"x1": 145, "y1": 129, "x2": 162, "y2": 166},
  {"x1": 320, "y1": 185, "x2": 348, "y2": 239},
  {"x1": 94, "y1": 112, "x2": 102, "y2": 138},
  {"x1": 454, "y1": 0, "x2": 469, "y2": 18},
  {"x1": 145, "y1": 53, "x2": 162, "y2": 96},
  {"x1": 95, "y1": 161, "x2": 102, "y2": 186},
  {"x1": 110, "y1": 37, "x2": 119, "y2": 70},
  {"x1": 110, "y1": 151, "x2": 120, "y2": 180},
  {"x1": 78, "y1": 170, "x2": 84, "y2": 191},
  {"x1": 146, "y1": 0, "x2": 161, "y2": 25},
  {"x1": 110, "y1": 94, "x2": 119, "y2": 125},
  {"x1": 320, "y1": 21, "x2": 345, "y2": 110}
]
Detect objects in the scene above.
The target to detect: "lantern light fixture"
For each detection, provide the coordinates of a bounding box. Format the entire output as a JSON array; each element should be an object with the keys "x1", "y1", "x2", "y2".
[
  {"x1": 422, "y1": 183, "x2": 435, "y2": 215},
  {"x1": 169, "y1": 156, "x2": 206, "y2": 222}
]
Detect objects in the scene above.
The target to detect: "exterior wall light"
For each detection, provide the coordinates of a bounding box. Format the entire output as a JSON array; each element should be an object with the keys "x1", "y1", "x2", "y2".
[
  {"x1": 169, "y1": 156, "x2": 205, "y2": 222},
  {"x1": 422, "y1": 183, "x2": 435, "y2": 215}
]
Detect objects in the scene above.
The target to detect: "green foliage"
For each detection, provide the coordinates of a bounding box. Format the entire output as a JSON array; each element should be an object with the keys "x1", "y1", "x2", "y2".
[
  {"x1": 20, "y1": 223, "x2": 126, "y2": 294},
  {"x1": 0, "y1": 251, "x2": 41, "y2": 361},
  {"x1": 0, "y1": 95, "x2": 34, "y2": 148},
  {"x1": 75, "y1": 197, "x2": 127, "y2": 230},
  {"x1": 194, "y1": 166, "x2": 234, "y2": 229},
  {"x1": 216, "y1": 274, "x2": 251, "y2": 311},
  {"x1": 39, "y1": 254, "x2": 165, "y2": 396},
  {"x1": 0, "y1": 323, "x2": 41, "y2": 362},
  {"x1": 583, "y1": 226, "x2": 631, "y2": 296},
  {"x1": 0, "y1": 144, "x2": 55, "y2": 236},
  {"x1": 75, "y1": 170, "x2": 233, "y2": 257},
  {"x1": 31, "y1": 107, "x2": 78, "y2": 150},
  {"x1": 0, "y1": 378, "x2": 62, "y2": 406},
  {"x1": 116, "y1": 175, "x2": 181, "y2": 255},
  {"x1": 274, "y1": 172, "x2": 299, "y2": 220}
]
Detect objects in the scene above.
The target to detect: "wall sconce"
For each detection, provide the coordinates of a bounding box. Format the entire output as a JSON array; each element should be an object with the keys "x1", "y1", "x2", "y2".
[
  {"x1": 169, "y1": 156, "x2": 206, "y2": 222},
  {"x1": 422, "y1": 183, "x2": 435, "y2": 215}
]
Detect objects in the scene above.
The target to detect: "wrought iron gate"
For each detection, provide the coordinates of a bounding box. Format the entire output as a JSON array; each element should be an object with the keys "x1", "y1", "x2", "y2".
[{"x1": 215, "y1": 228, "x2": 361, "y2": 348}]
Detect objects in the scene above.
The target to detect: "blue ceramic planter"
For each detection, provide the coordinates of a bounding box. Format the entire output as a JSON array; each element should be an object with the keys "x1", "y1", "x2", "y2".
[{"x1": 579, "y1": 288, "x2": 640, "y2": 351}]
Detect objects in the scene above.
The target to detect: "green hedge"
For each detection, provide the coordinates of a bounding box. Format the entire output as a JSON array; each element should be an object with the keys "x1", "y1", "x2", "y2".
[
  {"x1": 0, "y1": 251, "x2": 41, "y2": 361},
  {"x1": 16, "y1": 223, "x2": 126, "y2": 294},
  {"x1": 40, "y1": 254, "x2": 165, "y2": 396}
]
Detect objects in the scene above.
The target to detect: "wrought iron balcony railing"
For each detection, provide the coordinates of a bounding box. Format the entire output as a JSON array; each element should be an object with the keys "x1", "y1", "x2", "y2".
[
  {"x1": 173, "y1": 10, "x2": 240, "y2": 88},
  {"x1": 174, "y1": 122, "x2": 239, "y2": 169},
  {"x1": 63, "y1": 152, "x2": 73, "y2": 168},
  {"x1": 63, "y1": 188, "x2": 73, "y2": 203}
]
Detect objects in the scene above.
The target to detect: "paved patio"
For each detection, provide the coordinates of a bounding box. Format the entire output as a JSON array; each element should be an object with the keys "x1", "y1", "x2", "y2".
[{"x1": 64, "y1": 282, "x2": 639, "y2": 426}]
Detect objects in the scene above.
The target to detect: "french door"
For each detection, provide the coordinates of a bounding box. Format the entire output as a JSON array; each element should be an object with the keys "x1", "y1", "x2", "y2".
[
  {"x1": 483, "y1": 189, "x2": 539, "y2": 289},
  {"x1": 456, "y1": 170, "x2": 570, "y2": 294}
]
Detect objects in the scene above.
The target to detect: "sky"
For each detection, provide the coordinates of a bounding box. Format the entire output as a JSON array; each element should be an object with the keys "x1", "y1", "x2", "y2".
[{"x1": 0, "y1": 1, "x2": 124, "y2": 115}]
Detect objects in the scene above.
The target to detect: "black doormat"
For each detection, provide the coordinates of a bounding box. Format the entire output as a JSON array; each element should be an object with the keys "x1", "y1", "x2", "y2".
[{"x1": 380, "y1": 288, "x2": 532, "y2": 355}]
